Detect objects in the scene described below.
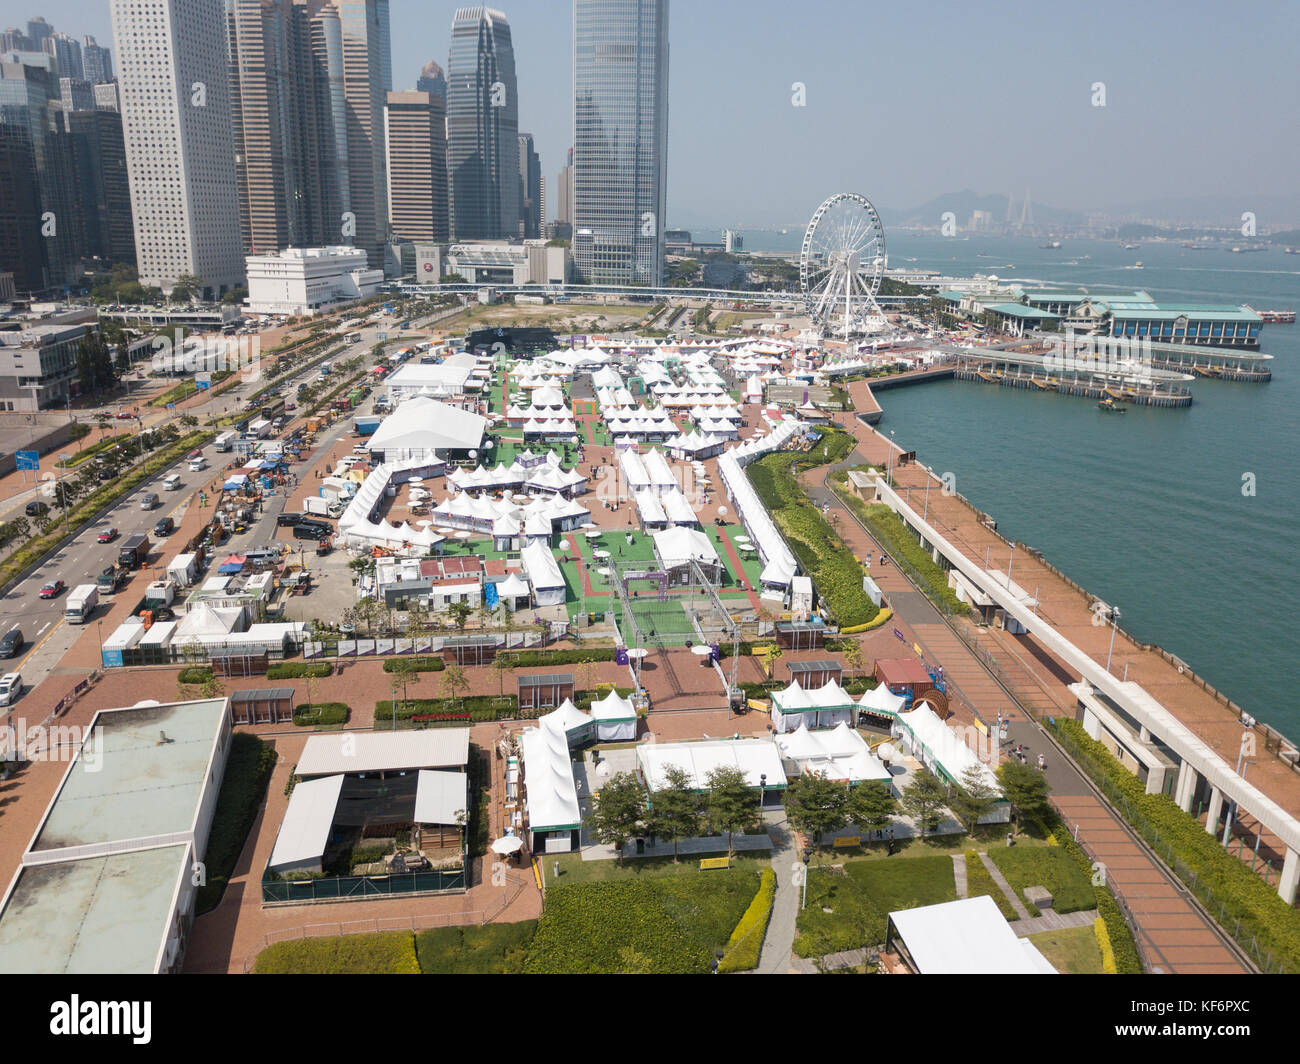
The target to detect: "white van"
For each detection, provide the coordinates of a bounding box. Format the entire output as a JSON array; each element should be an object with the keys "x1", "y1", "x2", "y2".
[
  {"x1": 163, "y1": 474, "x2": 183, "y2": 491},
  {"x1": 0, "y1": 672, "x2": 22, "y2": 706},
  {"x1": 189, "y1": 456, "x2": 208, "y2": 472}
]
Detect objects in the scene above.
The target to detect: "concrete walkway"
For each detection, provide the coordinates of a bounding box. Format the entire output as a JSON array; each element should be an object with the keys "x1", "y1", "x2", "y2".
[
  {"x1": 1013, "y1": 909, "x2": 1099, "y2": 936},
  {"x1": 951, "y1": 853, "x2": 968, "y2": 898},
  {"x1": 977, "y1": 852, "x2": 1032, "y2": 920},
  {"x1": 791, "y1": 947, "x2": 869, "y2": 973},
  {"x1": 753, "y1": 810, "x2": 801, "y2": 975}
]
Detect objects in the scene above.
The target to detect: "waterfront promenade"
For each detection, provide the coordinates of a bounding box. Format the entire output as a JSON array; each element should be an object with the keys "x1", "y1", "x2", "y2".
[{"x1": 831, "y1": 376, "x2": 1300, "y2": 875}]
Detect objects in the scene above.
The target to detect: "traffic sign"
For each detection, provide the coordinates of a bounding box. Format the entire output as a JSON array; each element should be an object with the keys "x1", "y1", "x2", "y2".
[
  {"x1": 376, "y1": 332, "x2": 387, "y2": 340},
  {"x1": 15, "y1": 450, "x2": 38, "y2": 471}
]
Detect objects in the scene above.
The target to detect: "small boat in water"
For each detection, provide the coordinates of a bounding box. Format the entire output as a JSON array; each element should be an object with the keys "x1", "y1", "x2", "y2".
[{"x1": 1098, "y1": 397, "x2": 1127, "y2": 412}]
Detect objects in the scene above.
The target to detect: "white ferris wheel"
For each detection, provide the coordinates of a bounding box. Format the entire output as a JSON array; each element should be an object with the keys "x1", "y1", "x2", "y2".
[{"x1": 799, "y1": 192, "x2": 888, "y2": 337}]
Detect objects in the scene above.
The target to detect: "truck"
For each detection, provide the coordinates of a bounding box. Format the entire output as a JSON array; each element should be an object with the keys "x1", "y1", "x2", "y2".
[
  {"x1": 118, "y1": 533, "x2": 151, "y2": 571},
  {"x1": 166, "y1": 552, "x2": 198, "y2": 587},
  {"x1": 319, "y1": 362, "x2": 332, "y2": 377},
  {"x1": 97, "y1": 564, "x2": 126, "y2": 595},
  {"x1": 65, "y1": 584, "x2": 98, "y2": 624},
  {"x1": 144, "y1": 578, "x2": 176, "y2": 607},
  {"x1": 214, "y1": 430, "x2": 237, "y2": 452},
  {"x1": 248, "y1": 418, "x2": 272, "y2": 438},
  {"x1": 303, "y1": 496, "x2": 343, "y2": 519},
  {"x1": 353, "y1": 415, "x2": 382, "y2": 436}
]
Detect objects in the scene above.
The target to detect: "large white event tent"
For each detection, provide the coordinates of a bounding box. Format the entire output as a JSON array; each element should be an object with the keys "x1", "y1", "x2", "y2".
[
  {"x1": 521, "y1": 711, "x2": 584, "y2": 853},
  {"x1": 637, "y1": 738, "x2": 787, "y2": 794},
  {"x1": 769, "y1": 679, "x2": 857, "y2": 733},
  {"x1": 521, "y1": 540, "x2": 566, "y2": 606},
  {"x1": 716, "y1": 417, "x2": 805, "y2": 590},
  {"x1": 665, "y1": 431, "x2": 726, "y2": 459},
  {"x1": 775, "y1": 722, "x2": 891, "y2": 785},
  {"x1": 365, "y1": 397, "x2": 486, "y2": 463},
  {"x1": 858, "y1": 684, "x2": 909, "y2": 722},
  {"x1": 892, "y1": 703, "x2": 1008, "y2": 821},
  {"x1": 589, "y1": 689, "x2": 637, "y2": 741}
]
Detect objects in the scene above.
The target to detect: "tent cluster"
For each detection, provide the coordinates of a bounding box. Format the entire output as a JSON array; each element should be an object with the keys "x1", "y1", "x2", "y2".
[
  {"x1": 776, "y1": 722, "x2": 892, "y2": 784},
  {"x1": 449, "y1": 454, "x2": 587, "y2": 496},
  {"x1": 893, "y1": 702, "x2": 1003, "y2": 795},
  {"x1": 664, "y1": 430, "x2": 726, "y2": 459},
  {"x1": 337, "y1": 460, "x2": 446, "y2": 552},
  {"x1": 430, "y1": 492, "x2": 591, "y2": 536},
  {"x1": 769, "y1": 678, "x2": 856, "y2": 733}
]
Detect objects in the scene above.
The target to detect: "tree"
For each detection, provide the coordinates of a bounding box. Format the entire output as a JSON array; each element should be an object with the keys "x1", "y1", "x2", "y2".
[
  {"x1": 705, "y1": 765, "x2": 759, "y2": 856},
  {"x1": 170, "y1": 272, "x2": 204, "y2": 303},
  {"x1": 996, "y1": 760, "x2": 1051, "y2": 827},
  {"x1": 848, "y1": 779, "x2": 897, "y2": 836},
  {"x1": 440, "y1": 662, "x2": 470, "y2": 704},
  {"x1": 899, "y1": 771, "x2": 948, "y2": 839},
  {"x1": 179, "y1": 414, "x2": 198, "y2": 429},
  {"x1": 387, "y1": 656, "x2": 423, "y2": 722},
  {"x1": 492, "y1": 653, "x2": 511, "y2": 696},
  {"x1": 585, "y1": 771, "x2": 645, "y2": 863},
  {"x1": 785, "y1": 771, "x2": 848, "y2": 851},
  {"x1": 758, "y1": 643, "x2": 783, "y2": 680},
  {"x1": 645, "y1": 765, "x2": 701, "y2": 862},
  {"x1": 949, "y1": 763, "x2": 1000, "y2": 834},
  {"x1": 448, "y1": 600, "x2": 472, "y2": 631},
  {"x1": 841, "y1": 637, "x2": 866, "y2": 679}
]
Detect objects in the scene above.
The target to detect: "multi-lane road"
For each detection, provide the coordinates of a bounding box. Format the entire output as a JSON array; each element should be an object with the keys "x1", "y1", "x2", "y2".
[{"x1": 0, "y1": 313, "x2": 404, "y2": 705}]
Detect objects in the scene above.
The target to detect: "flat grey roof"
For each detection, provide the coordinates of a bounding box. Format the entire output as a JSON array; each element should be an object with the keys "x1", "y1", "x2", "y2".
[
  {"x1": 31, "y1": 699, "x2": 228, "y2": 853},
  {"x1": 0, "y1": 844, "x2": 188, "y2": 973}
]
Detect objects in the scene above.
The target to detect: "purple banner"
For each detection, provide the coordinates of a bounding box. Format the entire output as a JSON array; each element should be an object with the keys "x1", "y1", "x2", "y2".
[{"x1": 893, "y1": 628, "x2": 906, "y2": 642}]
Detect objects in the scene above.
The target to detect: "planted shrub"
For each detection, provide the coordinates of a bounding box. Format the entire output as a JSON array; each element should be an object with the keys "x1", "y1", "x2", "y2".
[
  {"x1": 197, "y1": 734, "x2": 278, "y2": 914},
  {"x1": 382, "y1": 656, "x2": 445, "y2": 673},
  {"x1": 292, "y1": 702, "x2": 349, "y2": 727},
  {"x1": 718, "y1": 868, "x2": 776, "y2": 973},
  {"x1": 266, "y1": 662, "x2": 332, "y2": 679},
  {"x1": 178, "y1": 666, "x2": 214, "y2": 685}
]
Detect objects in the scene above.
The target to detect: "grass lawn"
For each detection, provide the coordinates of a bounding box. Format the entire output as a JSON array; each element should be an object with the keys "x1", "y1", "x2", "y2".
[
  {"x1": 965, "y1": 851, "x2": 1019, "y2": 921},
  {"x1": 525, "y1": 868, "x2": 760, "y2": 973},
  {"x1": 988, "y1": 845, "x2": 1096, "y2": 916},
  {"x1": 808, "y1": 824, "x2": 1046, "y2": 865},
  {"x1": 414, "y1": 921, "x2": 537, "y2": 974},
  {"x1": 253, "y1": 931, "x2": 420, "y2": 974},
  {"x1": 549, "y1": 850, "x2": 769, "y2": 884},
  {"x1": 794, "y1": 853, "x2": 957, "y2": 958},
  {"x1": 1028, "y1": 925, "x2": 1104, "y2": 974}
]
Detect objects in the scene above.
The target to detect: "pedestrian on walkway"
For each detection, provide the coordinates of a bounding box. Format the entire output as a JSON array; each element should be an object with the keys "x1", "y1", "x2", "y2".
[{"x1": 1036, "y1": 754, "x2": 1046, "y2": 771}]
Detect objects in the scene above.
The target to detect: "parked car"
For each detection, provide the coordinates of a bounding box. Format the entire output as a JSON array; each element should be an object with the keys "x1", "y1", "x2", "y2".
[
  {"x1": 153, "y1": 517, "x2": 174, "y2": 537},
  {"x1": 276, "y1": 512, "x2": 304, "y2": 528},
  {"x1": 0, "y1": 628, "x2": 23, "y2": 657},
  {"x1": 115, "y1": 411, "x2": 134, "y2": 419},
  {"x1": 96, "y1": 527, "x2": 119, "y2": 543},
  {"x1": 0, "y1": 672, "x2": 21, "y2": 706},
  {"x1": 38, "y1": 579, "x2": 65, "y2": 599},
  {"x1": 25, "y1": 501, "x2": 48, "y2": 517},
  {"x1": 96, "y1": 469, "x2": 114, "y2": 482}
]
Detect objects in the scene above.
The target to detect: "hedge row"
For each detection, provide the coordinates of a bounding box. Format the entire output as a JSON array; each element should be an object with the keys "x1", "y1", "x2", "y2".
[
  {"x1": 718, "y1": 867, "x2": 776, "y2": 973},
  {"x1": 844, "y1": 495, "x2": 970, "y2": 615},
  {"x1": 496, "y1": 648, "x2": 617, "y2": 667},
  {"x1": 838, "y1": 608, "x2": 893, "y2": 635},
  {"x1": 266, "y1": 662, "x2": 332, "y2": 679},
  {"x1": 197, "y1": 734, "x2": 278, "y2": 914},
  {"x1": 1050, "y1": 717, "x2": 1300, "y2": 972},
  {"x1": 1094, "y1": 917, "x2": 1118, "y2": 975},
  {"x1": 293, "y1": 702, "x2": 349, "y2": 727},
  {"x1": 253, "y1": 931, "x2": 419, "y2": 975},
  {"x1": 376, "y1": 695, "x2": 520, "y2": 722},
  {"x1": 748, "y1": 447, "x2": 880, "y2": 629},
  {"x1": 382, "y1": 656, "x2": 445, "y2": 673},
  {"x1": 178, "y1": 666, "x2": 213, "y2": 685}
]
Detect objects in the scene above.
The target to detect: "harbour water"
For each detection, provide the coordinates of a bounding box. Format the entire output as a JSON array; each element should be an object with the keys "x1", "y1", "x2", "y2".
[{"x1": 728, "y1": 229, "x2": 1300, "y2": 736}]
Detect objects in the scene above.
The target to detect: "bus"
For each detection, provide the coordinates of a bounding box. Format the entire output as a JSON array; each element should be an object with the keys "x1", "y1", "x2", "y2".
[
  {"x1": 259, "y1": 397, "x2": 286, "y2": 421},
  {"x1": 344, "y1": 332, "x2": 362, "y2": 344}
]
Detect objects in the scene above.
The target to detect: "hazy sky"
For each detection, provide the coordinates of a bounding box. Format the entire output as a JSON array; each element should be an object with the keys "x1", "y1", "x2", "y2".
[{"x1": 23, "y1": 0, "x2": 1300, "y2": 227}]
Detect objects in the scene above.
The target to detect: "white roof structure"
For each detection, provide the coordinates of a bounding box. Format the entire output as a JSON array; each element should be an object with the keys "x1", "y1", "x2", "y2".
[
  {"x1": 634, "y1": 489, "x2": 667, "y2": 525},
  {"x1": 531, "y1": 384, "x2": 566, "y2": 407},
  {"x1": 894, "y1": 702, "x2": 1001, "y2": 791},
  {"x1": 637, "y1": 738, "x2": 787, "y2": 792},
  {"x1": 620, "y1": 448, "x2": 651, "y2": 491},
  {"x1": 414, "y1": 770, "x2": 469, "y2": 825},
  {"x1": 296, "y1": 729, "x2": 470, "y2": 777},
  {"x1": 385, "y1": 356, "x2": 477, "y2": 397},
  {"x1": 666, "y1": 431, "x2": 725, "y2": 456},
  {"x1": 525, "y1": 463, "x2": 588, "y2": 495},
  {"x1": 539, "y1": 698, "x2": 593, "y2": 736},
  {"x1": 589, "y1": 689, "x2": 637, "y2": 722},
  {"x1": 659, "y1": 487, "x2": 698, "y2": 526},
  {"x1": 523, "y1": 418, "x2": 578, "y2": 436},
  {"x1": 494, "y1": 572, "x2": 531, "y2": 599},
  {"x1": 717, "y1": 417, "x2": 806, "y2": 587},
  {"x1": 859, "y1": 684, "x2": 909, "y2": 718},
  {"x1": 521, "y1": 718, "x2": 582, "y2": 832},
  {"x1": 641, "y1": 447, "x2": 678, "y2": 491},
  {"x1": 268, "y1": 774, "x2": 344, "y2": 872},
  {"x1": 366, "y1": 397, "x2": 485, "y2": 454},
  {"x1": 776, "y1": 722, "x2": 891, "y2": 784},
  {"x1": 771, "y1": 679, "x2": 857, "y2": 714},
  {"x1": 653, "y1": 525, "x2": 720, "y2": 569},
  {"x1": 521, "y1": 540, "x2": 565, "y2": 592},
  {"x1": 889, "y1": 896, "x2": 1057, "y2": 974}
]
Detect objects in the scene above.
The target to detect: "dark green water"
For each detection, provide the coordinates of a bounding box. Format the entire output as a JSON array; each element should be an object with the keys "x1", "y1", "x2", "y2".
[{"x1": 862, "y1": 236, "x2": 1299, "y2": 738}]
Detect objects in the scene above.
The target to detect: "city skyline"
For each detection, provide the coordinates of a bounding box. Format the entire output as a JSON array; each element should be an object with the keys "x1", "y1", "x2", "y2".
[{"x1": 21, "y1": 0, "x2": 1300, "y2": 231}]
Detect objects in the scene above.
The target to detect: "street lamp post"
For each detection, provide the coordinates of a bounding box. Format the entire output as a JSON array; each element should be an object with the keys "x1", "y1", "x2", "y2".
[
  {"x1": 1007, "y1": 543, "x2": 1015, "y2": 586},
  {"x1": 1222, "y1": 721, "x2": 1254, "y2": 847},
  {"x1": 1105, "y1": 606, "x2": 1121, "y2": 673}
]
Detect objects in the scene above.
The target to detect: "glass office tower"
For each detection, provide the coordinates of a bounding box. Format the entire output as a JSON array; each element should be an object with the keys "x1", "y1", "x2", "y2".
[{"x1": 572, "y1": 0, "x2": 668, "y2": 286}]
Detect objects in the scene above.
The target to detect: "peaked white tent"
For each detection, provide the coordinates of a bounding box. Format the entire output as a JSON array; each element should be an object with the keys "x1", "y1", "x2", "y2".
[
  {"x1": 769, "y1": 678, "x2": 856, "y2": 733},
  {"x1": 589, "y1": 689, "x2": 637, "y2": 741},
  {"x1": 776, "y1": 722, "x2": 891, "y2": 785}
]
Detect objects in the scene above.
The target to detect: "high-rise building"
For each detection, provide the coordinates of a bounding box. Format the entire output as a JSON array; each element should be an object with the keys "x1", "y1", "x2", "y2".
[
  {"x1": 0, "y1": 56, "x2": 80, "y2": 287},
  {"x1": 446, "y1": 7, "x2": 519, "y2": 241},
  {"x1": 385, "y1": 89, "x2": 448, "y2": 244},
  {"x1": 43, "y1": 33, "x2": 82, "y2": 80},
  {"x1": 417, "y1": 58, "x2": 446, "y2": 100},
  {"x1": 518, "y1": 132, "x2": 540, "y2": 239},
  {"x1": 0, "y1": 122, "x2": 45, "y2": 292},
  {"x1": 62, "y1": 107, "x2": 135, "y2": 267},
  {"x1": 572, "y1": 0, "x2": 669, "y2": 286},
  {"x1": 93, "y1": 82, "x2": 119, "y2": 112},
  {"x1": 0, "y1": 30, "x2": 33, "y2": 53},
  {"x1": 25, "y1": 19, "x2": 52, "y2": 48},
  {"x1": 82, "y1": 36, "x2": 114, "y2": 84},
  {"x1": 306, "y1": 2, "x2": 351, "y2": 246},
  {"x1": 109, "y1": 0, "x2": 244, "y2": 297},
  {"x1": 59, "y1": 76, "x2": 94, "y2": 113},
  {"x1": 333, "y1": 0, "x2": 392, "y2": 265},
  {"x1": 555, "y1": 147, "x2": 573, "y2": 225}
]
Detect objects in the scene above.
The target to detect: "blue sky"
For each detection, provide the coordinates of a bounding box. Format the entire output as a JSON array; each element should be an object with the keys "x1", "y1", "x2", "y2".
[{"x1": 21, "y1": 0, "x2": 1300, "y2": 227}]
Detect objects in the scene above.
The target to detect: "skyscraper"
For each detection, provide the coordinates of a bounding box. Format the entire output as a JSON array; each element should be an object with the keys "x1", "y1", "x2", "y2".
[
  {"x1": 385, "y1": 89, "x2": 448, "y2": 244},
  {"x1": 573, "y1": 0, "x2": 669, "y2": 286},
  {"x1": 555, "y1": 146, "x2": 573, "y2": 227},
  {"x1": 63, "y1": 107, "x2": 136, "y2": 267},
  {"x1": 43, "y1": 33, "x2": 83, "y2": 80},
  {"x1": 0, "y1": 122, "x2": 45, "y2": 292},
  {"x1": 518, "y1": 132, "x2": 540, "y2": 239},
  {"x1": 109, "y1": 0, "x2": 244, "y2": 297},
  {"x1": 334, "y1": 0, "x2": 392, "y2": 266},
  {"x1": 82, "y1": 36, "x2": 114, "y2": 85},
  {"x1": 446, "y1": 7, "x2": 519, "y2": 241},
  {"x1": 417, "y1": 58, "x2": 446, "y2": 100}
]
